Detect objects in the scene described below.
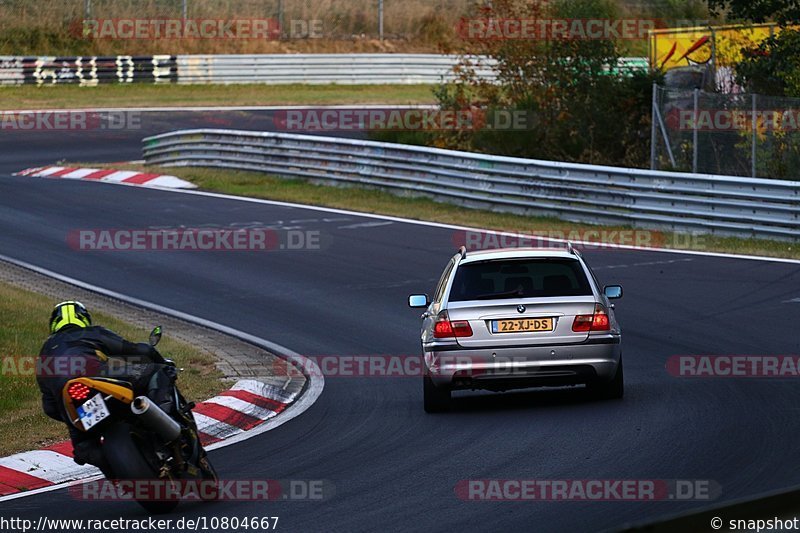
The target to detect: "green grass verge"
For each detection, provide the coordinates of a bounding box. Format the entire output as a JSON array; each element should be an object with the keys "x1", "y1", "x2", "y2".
[
  {"x1": 0, "y1": 83, "x2": 437, "y2": 110},
  {"x1": 84, "y1": 163, "x2": 800, "y2": 260},
  {"x1": 0, "y1": 281, "x2": 225, "y2": 456}
]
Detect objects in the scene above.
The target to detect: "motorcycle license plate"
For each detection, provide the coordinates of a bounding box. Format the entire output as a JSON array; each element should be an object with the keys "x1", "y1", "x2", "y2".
[{"x1": 78, "y1": 393, "x2": 110, "y2": 431}]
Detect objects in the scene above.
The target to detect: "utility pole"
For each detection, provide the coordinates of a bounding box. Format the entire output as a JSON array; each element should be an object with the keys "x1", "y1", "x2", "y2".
[
  {"x1": 182, "y1": 0, "x2": 188, "y2": 20},
  {"x1": 692, "y1": 88, "x2": 699, "y2": 174},
  {"x1": 277, "y1": 0, "x2": 285, "y2": 39},
  {"x1": 752, "y1": 93, "x2": 757, "y2": 178},
  {"x1": 650, "y1": 83, "x2": 657, "y2": 170},
  {"x1": 378, "y1": 0, "x2": 384, "y2": 40}
]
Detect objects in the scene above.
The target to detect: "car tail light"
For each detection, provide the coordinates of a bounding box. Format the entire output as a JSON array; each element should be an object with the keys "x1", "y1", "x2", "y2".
[
  {"x1": 572, "y1": 304, "x2": 610, "y2": 332},
  {"x1": 67, "y1": 382, "x2": 92, "y2": 402},
  {"x1": 451, "y1": 321, "x2": 473, "y2": 337},
  {"x1": 433, "y1": 312, "x2": 473, "y2": 338}
]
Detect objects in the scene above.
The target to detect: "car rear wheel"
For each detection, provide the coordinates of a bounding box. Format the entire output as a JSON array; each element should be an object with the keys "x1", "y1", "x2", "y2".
[
  {"x1": 423, "y1": 375, "x2": 451, "y2": 413},
  {"x1": 588, "y1": 357, "x2": 624, "y2": 400}
]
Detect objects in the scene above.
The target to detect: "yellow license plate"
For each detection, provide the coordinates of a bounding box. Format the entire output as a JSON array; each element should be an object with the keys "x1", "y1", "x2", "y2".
[{"x1": 492, "y1": 318, "x2": 554, "y2": 333}]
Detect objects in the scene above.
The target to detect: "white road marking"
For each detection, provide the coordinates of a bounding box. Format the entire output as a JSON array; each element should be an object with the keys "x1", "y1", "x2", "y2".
[
  {"x1": 61, "y1": 168, "x2": 99, "y2": 179},
  {"x1": 204, "y1": 395, "x2": 278, "y2": 420},
  {"x1": 33, "y1": 166, "x2": 66, "y2": 177},
  {"x1": 338, "y1": 221, "x2": 394, "y2": 230},
  {"x1": 192, "y1": 413, "x2": 244, "y2": 440},
  {"x1": 593, "y1": 258, "x2": 695, "y2": 270},
  {"x1": 16, "y1": 167, "x2": 197, "y2": 190},
  {"x1": 98, "y1": 185, "x2": 799, "y2": 265},
  {"x1": 144, "y1": 175, "x2": 197, "y2": 189},
  {"x1": 346, "y1": 277, "x2": 439, "y2": 290},
  {"x1": 20, "y1": 170, "x2": 794, "y2": 264},
  {"x1": 100, "y1": 170, "x2": 139, "y2": 183},
  {"x1": 0, "y1": 451, "x2": 97, "y2": 484},
  {"x1": 3, "y1": 104, "x2": 437, "y2": 114},
  {"x1": 231, "y1": 379, "x2": 296, "y2": 404}
]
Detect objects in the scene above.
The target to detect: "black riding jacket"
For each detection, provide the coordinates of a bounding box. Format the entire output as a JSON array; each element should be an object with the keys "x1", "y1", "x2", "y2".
[{"x1": 37, "y1": 325, "x2": 164, "y2": 427}]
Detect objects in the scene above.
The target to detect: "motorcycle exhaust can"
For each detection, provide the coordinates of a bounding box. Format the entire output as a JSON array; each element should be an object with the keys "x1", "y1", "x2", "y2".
[{"x1": 131, "y1": 396, "x2": 181, "y2": 442}]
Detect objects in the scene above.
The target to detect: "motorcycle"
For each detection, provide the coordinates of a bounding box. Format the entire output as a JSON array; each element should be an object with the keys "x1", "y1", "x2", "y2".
[{"x1": 61, "y1": 326, "x2": 218, "y2": 514}]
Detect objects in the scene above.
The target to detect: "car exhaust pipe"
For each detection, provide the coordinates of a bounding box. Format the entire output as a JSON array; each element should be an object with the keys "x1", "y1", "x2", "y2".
[{"x1": 131, "y1": 396, "x2": 181, "y2": 442}]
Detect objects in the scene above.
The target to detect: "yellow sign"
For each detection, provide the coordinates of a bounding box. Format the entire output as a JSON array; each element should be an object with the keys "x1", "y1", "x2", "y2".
[{"x1": 649, "y1": 23, "x2": 781, "y2": 71}]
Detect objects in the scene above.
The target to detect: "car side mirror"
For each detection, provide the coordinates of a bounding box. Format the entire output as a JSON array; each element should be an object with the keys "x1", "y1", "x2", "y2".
[
  {"x1": 149, "y1": 325, "x2": 163, "y2": 347},
  {"x1": 408, "y1": 294, "x2": 430, "y2": 308},
  {"x1": 604, "y1": 285, "x2": 623, "y2": 300}
]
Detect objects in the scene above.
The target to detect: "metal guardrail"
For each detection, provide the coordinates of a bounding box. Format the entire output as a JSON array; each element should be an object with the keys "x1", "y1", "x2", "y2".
[
  {"x1": 142, "y1": 129, "x2": 800, "y2": 241},
  {"x1": 176, "y1": 54, "x2": 498, "y2": 85},
  {"x1": 1, "y1": 54, "x2": 649, "y2": 86},
  {"x1": 176, "y1": 54, "x2": 647, "y2": 85}
]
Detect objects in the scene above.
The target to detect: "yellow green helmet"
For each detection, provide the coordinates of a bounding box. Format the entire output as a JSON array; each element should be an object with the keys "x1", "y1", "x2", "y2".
[{"x1": 50, "y1": 301, "x2": 92, "y2": 334}]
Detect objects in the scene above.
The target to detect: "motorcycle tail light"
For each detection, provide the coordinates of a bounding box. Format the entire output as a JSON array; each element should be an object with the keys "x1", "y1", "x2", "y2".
[{"x1": 67, "y1": 382, "x2": 92, "y2": 402}]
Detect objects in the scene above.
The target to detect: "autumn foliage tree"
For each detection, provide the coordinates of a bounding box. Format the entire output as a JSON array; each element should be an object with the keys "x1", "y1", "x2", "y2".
[
  {"x1": 429, "y1": 0, "x2": 660, "y2": 167},
  {"x1": 707, "y1": 0, "x2": 800, "y2": 96}
]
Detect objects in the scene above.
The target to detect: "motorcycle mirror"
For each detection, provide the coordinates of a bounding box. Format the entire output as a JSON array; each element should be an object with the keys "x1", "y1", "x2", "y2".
[{"x1": 149, "y1": 325, "x2": 163, "y2": 347}]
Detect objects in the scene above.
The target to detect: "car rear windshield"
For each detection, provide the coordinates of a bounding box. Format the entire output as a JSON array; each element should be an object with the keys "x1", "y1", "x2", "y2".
[{"x1": 448, "y1": 258, "x2": 593, "y2": 301}]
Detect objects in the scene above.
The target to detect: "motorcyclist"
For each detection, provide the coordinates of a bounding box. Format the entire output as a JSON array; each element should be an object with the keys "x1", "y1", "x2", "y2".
[{"x1": 36, "y1": 301, "x2": 177, "y2": 475}]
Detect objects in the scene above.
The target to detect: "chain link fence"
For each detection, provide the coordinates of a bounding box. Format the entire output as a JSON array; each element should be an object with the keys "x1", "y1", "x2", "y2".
[
  {"x1": 0, "y1": 0, "x2": 481, "y2": 41},
  {"x1": 652, "y1": 84, "x2": 800, "y2": 180}
]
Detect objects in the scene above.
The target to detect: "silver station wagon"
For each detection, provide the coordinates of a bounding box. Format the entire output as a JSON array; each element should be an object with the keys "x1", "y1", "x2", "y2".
[{"x1": 409, "y1": 245, "x2": 624, "y2": 412}]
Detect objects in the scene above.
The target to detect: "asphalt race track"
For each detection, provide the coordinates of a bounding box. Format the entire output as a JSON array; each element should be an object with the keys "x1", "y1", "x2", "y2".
[
  {"x1": 1, "y1": 113, "x2": 800, "y2": 532},
  {"x1": 0, "y1": 107, "x2": 366, "y2": 175}
]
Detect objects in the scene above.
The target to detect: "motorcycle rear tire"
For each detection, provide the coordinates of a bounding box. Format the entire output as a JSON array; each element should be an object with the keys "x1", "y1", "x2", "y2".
[{"x1": 103, "y1": 423, "x2": 180, "y2": 514}]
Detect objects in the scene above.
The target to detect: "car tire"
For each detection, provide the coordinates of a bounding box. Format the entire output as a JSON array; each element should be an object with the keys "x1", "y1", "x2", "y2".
[
  {"x1": 423, "y1": 374, "x2": 451, "y2": 413},
  {"x1": 588, "y1": 357, "x2": 624, "y2": 400}
]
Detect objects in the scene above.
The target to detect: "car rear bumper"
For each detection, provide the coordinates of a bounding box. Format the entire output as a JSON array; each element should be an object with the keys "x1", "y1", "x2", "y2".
[{"x1": 423, "y1": 335, "x2": 621, "y2": 391}]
